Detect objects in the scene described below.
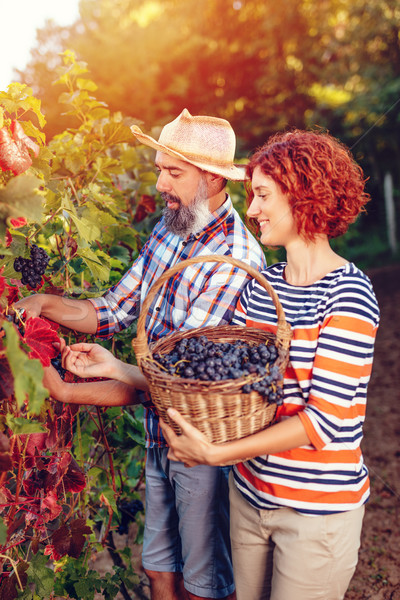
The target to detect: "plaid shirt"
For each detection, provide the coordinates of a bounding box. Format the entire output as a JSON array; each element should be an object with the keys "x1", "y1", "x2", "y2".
[{"x1": 90, "y1": 195, "x2": 266, "y2": 447}]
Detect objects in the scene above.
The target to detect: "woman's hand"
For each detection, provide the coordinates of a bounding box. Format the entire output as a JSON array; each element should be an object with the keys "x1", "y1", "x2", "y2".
[
  {"x1": 61, "y1": 342, "x2": 118, "y2": 380},
  {"x1": 160, "y1": 409, "x2": 216, "y2": 467},
  {"x1": 42, "y1": 363, "x2": 68, "y2": 402}
]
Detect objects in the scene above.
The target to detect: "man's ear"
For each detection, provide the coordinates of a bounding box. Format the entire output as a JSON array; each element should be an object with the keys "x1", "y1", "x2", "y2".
[{"x1": 205, "y1": 172, "x2": 226, "y2": 193}]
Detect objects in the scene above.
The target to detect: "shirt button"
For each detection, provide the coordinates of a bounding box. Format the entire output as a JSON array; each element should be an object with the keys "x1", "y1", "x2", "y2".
[
  {"x1": 182, "y1": 241, "x2": 187, "y2": 246},
  {"x1": 155, "y1": 307, "x2": 160, "y2": 312}
]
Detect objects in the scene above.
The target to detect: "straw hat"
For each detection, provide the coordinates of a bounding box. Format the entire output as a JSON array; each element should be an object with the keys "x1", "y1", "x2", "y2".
[{"x1": 130, "y1": 108, "x2": 246, "y2": 181}]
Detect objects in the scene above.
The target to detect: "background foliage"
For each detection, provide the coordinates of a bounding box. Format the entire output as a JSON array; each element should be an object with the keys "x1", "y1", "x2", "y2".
[{"x1": 16, "y1": 0, "x2": 400, "y2": 267}]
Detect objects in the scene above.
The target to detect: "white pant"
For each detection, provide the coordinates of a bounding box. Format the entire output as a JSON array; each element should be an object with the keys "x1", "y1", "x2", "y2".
[{"x1": 229, "y1": 473, "x2": 364, "y2": 600}]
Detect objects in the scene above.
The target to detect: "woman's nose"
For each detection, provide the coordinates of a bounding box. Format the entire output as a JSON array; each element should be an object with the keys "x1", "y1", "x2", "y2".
[{"x1": 246, "y1": 198, "x2": 260, "y2": 218}]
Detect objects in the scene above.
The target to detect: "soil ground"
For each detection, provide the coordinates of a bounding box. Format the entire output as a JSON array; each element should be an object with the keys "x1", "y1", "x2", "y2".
[
  {"x1": 343, "y1": 263, "x2": 400, "y2": 600},
  {"x1": 92, "y1": 263, "x2": 400, "y2": 600}
]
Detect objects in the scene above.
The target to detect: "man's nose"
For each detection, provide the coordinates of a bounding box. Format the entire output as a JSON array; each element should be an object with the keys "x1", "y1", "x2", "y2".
[{"x1": 156, "y1": 171, "x2": 170, "y2": 193}]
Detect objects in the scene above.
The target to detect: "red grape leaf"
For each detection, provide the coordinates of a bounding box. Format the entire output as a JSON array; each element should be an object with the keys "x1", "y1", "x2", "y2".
[
  {"x1": 0, "y1": 127, "x2": 31, "y2": 175},
  {"x1": 69, "y1": 518, "x2": 92, "y2": 558},
  {"x1": 41, "y1": 316, "x2": 60, "y2": 332},
  {"x1": 51, "y1": 518, "x2": 92, "y2": 559},
  {"x1": 6, "y1": 282, "x2": 21, "y2": 306},
  {"x1": 63, "y1": 457, "x2": 86, "y2": 493},
  {"x1": 23, "y1": 317, "x2": 60, "y2": 367},
  {"x1": 9, "y1": 217, "x2": 27, "y2": 228},
  {"x1": 0, "y1": 452, "x2": 12, "y2": 473},
  {"x1": 134, "y1": 194, "x2": 156, "y2": 222},
  {"x1": 41, "y1": 490, "x2": 63, "y2": 522},
  {"x1": 11, "y1": 121, "x2": 40, "y2": 157},
  {"x1": 50, "y1": 524, "x2": 71, "y2": 558},
  {"x1": 0, "y1": 121, "x2": 40, "y2": 176}
]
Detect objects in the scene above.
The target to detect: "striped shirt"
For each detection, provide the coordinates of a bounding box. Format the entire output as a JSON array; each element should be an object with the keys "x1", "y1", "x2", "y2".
[
  {"x1": 90, "y1": 195, "x2": 266, "y2": 447},
  {"x1": 232, "y1": 262, "x2": 380, "y2": 515}
]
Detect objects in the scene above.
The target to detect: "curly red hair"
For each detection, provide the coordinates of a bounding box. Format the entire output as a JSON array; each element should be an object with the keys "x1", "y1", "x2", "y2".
[{"x1": 246, "y1": 129, "x2": 370, "y2": 240}]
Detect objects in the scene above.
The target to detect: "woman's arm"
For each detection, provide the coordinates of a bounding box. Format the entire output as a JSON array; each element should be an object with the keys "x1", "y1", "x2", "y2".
[
  {"x1": 43, "y1": 364, "x2": 142, "y2": 406},
  {"x1": 61, "y1": 341, "x2": 148, "y2": 390},
  {"x1": 42, "y1": 340, "x2": 148, "y2": 406},
  {"x1": 161, "y1": 409, "x2": 311, "y2": 467}
]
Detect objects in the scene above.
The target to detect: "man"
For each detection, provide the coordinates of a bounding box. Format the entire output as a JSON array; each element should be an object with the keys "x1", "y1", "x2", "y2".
[{"x1": 16, "y1": 109, "x2": 266, "y2": 600}]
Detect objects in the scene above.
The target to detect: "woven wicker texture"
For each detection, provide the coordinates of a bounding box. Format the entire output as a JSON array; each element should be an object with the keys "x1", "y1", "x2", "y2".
[{"x1": 133, "y1": 255, "x2": 292, "y2": 444}]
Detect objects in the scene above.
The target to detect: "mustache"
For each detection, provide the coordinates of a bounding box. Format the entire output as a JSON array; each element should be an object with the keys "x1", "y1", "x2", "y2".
[{"x1": 161, "y1": 192, "x2": 181, "y2": 206}]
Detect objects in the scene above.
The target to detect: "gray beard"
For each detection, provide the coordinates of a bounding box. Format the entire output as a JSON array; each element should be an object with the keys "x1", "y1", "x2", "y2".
[{"x1": 162, "y1": 177, "x2": 210, "y2": 237}]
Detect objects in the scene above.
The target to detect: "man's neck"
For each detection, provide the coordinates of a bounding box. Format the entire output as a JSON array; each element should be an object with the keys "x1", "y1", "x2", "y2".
[{"x1": 208, "y1": 189, "x2": 228, "y2": 213}]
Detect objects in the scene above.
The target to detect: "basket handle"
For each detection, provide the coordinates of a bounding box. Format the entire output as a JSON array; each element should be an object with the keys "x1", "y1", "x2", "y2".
[{"x1": 133, "y1": 255, "x2": 292, "y2": 360}]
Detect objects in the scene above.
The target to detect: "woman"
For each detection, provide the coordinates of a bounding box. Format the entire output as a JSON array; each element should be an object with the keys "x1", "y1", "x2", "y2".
[
  {"x1": 59, "y1": 130, "x2": 380, "y2": 600},
  {"x1": 159, "y1": 129, "x2": 380, "y2": 600}
]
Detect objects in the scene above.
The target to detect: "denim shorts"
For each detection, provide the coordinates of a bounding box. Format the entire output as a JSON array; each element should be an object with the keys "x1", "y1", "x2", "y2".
[{"x1": 142, "y1": 447, "x2": 235, "y2": 599}]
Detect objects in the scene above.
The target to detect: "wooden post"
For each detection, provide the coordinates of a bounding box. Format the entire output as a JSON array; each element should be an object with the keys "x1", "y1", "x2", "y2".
[{"x1": 384, "y1": 172, "x2": 397, "y2": 255}]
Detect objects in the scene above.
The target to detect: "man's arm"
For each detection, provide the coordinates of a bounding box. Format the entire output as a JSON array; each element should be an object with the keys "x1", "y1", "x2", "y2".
[{"x1": 14, "y1": 294, "x2": 98, "y2": 334}]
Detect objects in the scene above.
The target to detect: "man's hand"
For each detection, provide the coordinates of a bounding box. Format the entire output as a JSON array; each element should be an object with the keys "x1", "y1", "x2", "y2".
[
  {"x1": 62, "y1": 342, "x2": 118, "y2": 380},
  {"x1": 13, "y1": 294, "x2": 44, "y2": 321}
]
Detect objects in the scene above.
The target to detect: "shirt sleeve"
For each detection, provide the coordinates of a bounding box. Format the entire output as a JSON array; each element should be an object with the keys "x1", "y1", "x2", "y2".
[
  {"x1": 89, "y1": 252, "x2": 145, "y2": 338},
  {"x1": 298, "y1": 303, "x2": 379, "y2": 450}
]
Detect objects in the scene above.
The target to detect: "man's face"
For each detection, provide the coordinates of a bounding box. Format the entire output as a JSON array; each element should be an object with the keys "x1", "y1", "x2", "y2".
[{"x1": 155, "y1": 151, "x2": 210, "y2": 237}]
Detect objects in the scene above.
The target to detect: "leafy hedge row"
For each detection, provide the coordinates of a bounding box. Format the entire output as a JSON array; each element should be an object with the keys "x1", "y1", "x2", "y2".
[{"x1": 0, "y1": 52, "x2": 161, "y2": 600}]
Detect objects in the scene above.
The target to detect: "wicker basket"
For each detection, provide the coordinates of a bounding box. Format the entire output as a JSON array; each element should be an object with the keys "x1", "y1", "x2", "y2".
[{"x1": 132, "y1": 255, "x2": 292, "y2": 443}]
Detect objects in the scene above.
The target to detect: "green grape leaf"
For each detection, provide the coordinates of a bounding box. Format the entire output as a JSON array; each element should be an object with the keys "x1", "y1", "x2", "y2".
[
  {"x1": 5, "y1": 415, "x2": 47, "y2": 434},
  {"x1": 110, "y1": 245, "x2": 131, "y2": 264},
  {"x1": 0, "y1": 174, "x2": 44, "y2": 225},
  {"x1": 79, "y1": 247, "x2": 110, "y2": 282},
  {"x1": 76, "y1": 78, "x2": 98, "y2": 92},
  {"x1": 103, "y1": 121, "x2": 134, "y2": 146},
  {"x1": 100, "y1": 488, "x2": 118, "y2": 513},
  {"x1": 70, "y1": 213, "x2": 101, "y2": 243},
  {"x1": 0, "y1": 517, "x2": 7, "y2": 545},
  {"x1": 26, "y1": 553, "x2": 55, "y2": 598}
]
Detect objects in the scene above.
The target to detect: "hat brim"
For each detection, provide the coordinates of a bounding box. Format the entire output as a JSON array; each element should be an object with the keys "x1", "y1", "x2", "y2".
[{"x1": 130, "y1": 125, "x2": 246, "y2": 181}]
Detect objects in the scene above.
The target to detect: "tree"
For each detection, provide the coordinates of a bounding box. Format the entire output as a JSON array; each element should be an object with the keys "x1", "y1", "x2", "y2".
[{"x1": 19, "y1": 0, "x2": 318, "y2": 148}]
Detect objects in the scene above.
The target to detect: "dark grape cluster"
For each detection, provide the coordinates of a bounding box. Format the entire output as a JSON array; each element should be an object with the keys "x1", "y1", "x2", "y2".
[
  {"x1": 154, "y1": 335, "x2": 284, "y2": 405},
  {"x1": 117, "y1": 499, "x2": 144, "y2": 535},
  {"x1": 13, "y1": 244, "x2": 49, "y2": 288},
  {"x1": 51, "y1": 354, "x2": 66, "y2": 380}
]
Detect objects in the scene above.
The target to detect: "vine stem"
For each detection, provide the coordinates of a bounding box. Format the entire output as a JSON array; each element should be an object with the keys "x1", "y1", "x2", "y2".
[
  {"x1": 95, "y1": 407, "x2": 119, "y2": 546},
  {"x1": 27, "y1": 207, "x2": 62, "y2": 242},
  {"x1": 95, "y1": 407, "x2": 117, "y2": 494},
  {"x1": 0, "y1": 554, "x2": 24, "y2": 591},
  {"x1": 8, "y1": 435, "x2": 28, "y2": 523}
]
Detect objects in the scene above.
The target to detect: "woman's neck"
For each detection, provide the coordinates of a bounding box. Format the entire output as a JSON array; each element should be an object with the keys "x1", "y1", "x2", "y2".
[{"x1": 284, "y1": 237, "x2": 348, "y2": 286}]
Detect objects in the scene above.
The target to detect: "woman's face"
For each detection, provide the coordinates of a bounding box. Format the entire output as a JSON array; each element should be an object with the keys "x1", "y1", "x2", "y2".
[{"x1": 247, "y1": 166, "x2": 298, "y2": 247}]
